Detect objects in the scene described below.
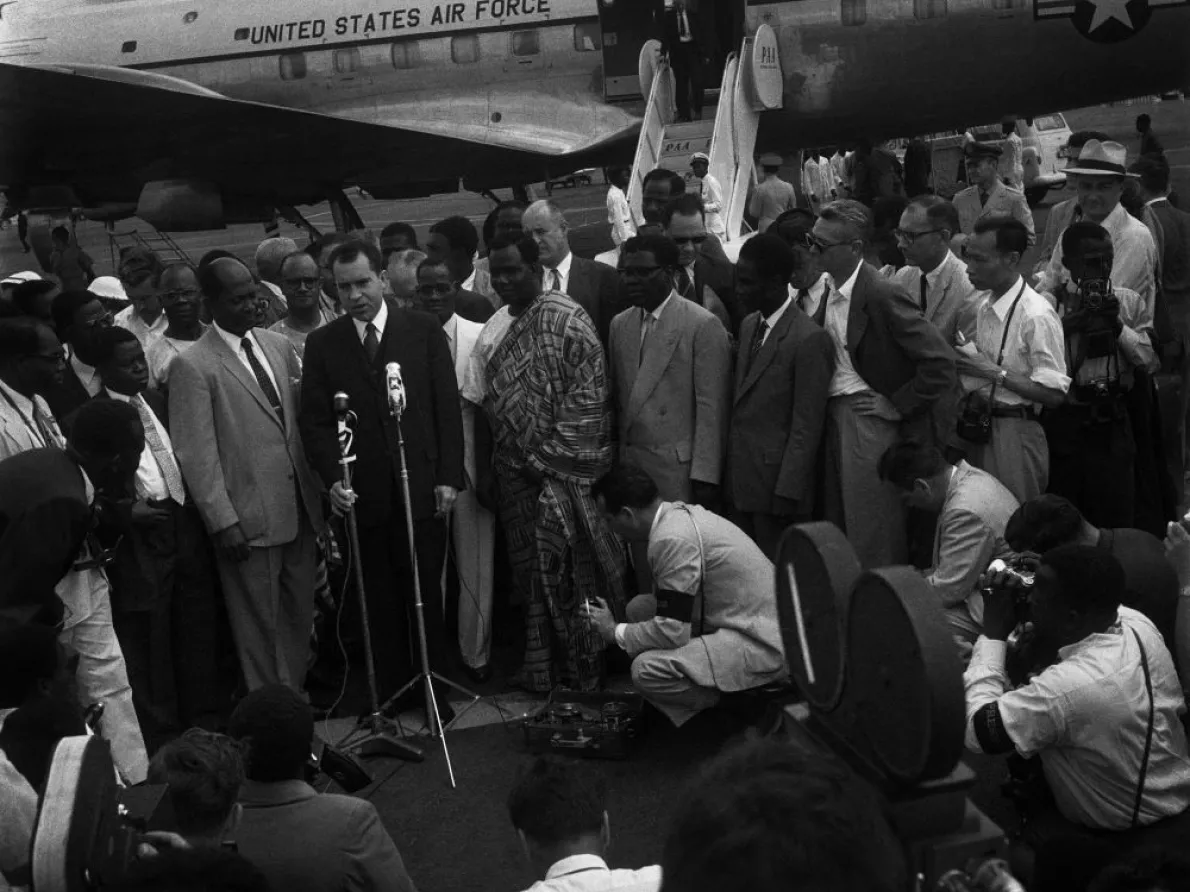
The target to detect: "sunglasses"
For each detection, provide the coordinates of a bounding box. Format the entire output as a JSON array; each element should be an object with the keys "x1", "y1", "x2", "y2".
[{"x1": 805, "y1": 233, "x2": 852, "y2": 252}]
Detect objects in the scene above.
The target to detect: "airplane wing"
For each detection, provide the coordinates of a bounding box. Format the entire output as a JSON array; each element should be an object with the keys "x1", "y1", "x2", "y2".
[{"x1": 0, "y1": 61, "x2": 638, "y2": 215}]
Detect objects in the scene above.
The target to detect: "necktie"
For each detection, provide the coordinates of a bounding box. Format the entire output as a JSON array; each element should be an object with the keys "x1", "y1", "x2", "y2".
[
  {"x1": 639, "y1": 312, "x2": 653, "y2": 365},
  {"x1": 549, "y1": 269, "x2": 562, "y2": 292},
  {"x1": 796, "y1": 288, "x2": 811, "y2": 312},
  {"x1": 241, "y1": 337, "x2": 284, "y2": 422},
  {"x1": 135, "y1": 395, "x2": 185, "y2": 504},
  {"x1": 746, "y1": 320, "x2": 768, "y2": 375},
  {"x1": 33, "y1": 402, "x2": 64, "y2": 449},
  {"x1": 678, "y1": 7, "x2": 692, "y2": 39},
  {"x1": 979, "y1": 190, "x2": 989, "y2": 207},
  {"x1": 676, "y1": 267, "x2": 693, "y2": 299},
  {"x1": 363, "y1": 322, "x2": 380, "y2": 363},
  {"x1": 919, "y1": 274, "x2": 929, "y2": 313}
]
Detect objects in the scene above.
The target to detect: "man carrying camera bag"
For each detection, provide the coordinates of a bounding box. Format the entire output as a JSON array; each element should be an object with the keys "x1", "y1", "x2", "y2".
[
  {"x1": 1043, "y1": 223, "x2": 1159, "y2": 529},
  {"x1": 956, "y1": 217, "x2": 1069, "y2": 503},
  {"x1": 964, "y1": 546, "x2": 1190, "y2": 892}
]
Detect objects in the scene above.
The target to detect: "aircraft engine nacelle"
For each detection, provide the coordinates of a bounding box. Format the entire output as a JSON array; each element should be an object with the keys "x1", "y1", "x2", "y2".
[{"x1": 135, "y1": 179, "x2": 226, "y2": 232}]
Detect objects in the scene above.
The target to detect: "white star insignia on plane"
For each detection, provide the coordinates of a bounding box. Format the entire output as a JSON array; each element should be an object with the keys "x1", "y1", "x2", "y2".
[{"x1": 1087, "y1": 0, "x2": 1135, "y2": 30}]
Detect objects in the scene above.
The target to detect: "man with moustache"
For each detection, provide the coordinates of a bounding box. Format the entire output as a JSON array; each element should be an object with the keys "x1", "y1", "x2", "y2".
[
  {"x1": 170, "y1": 257, "x2": 324, "y2": 692},
  {"x1": 146, "y1": 263, "x2": 208, "y2": 391},
  {"x1": 300, "y1": 240, "x2": 464, "y2": 721}
]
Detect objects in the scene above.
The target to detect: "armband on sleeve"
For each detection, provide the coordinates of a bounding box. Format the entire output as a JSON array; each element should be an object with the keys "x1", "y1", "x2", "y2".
[
  {"x1": 972, "y1": 702, "x2": 1016, "y2": 755},
  {"x1": 655, "y1": 589, "x2": 695, "y2": 623}
]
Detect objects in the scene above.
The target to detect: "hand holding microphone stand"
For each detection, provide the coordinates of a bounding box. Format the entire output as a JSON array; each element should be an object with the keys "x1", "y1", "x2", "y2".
[
  {"x1": 379, "y1": 362, "x2": 479, "y2": 789},
  {"x1": 331, "y1": 391, "x2": 424, "y2": 766}
]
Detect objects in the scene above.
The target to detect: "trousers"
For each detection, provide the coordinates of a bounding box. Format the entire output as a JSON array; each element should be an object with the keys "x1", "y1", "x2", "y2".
[
  {"x1": 216, "y1": 519, "x2": 317, "y2": 692},
  {"x1": 965, "y1": 416, "x2": 1048, "y2": 504},
  {"x1": 451, "y1": 489, "x2": 495, "y2": 670},
  {"x1": 57, "y1": 566, "x2": 148, "y2": 785},
  {"x1": 625, "y1": 595, "x2": 720, "y2": 727}
]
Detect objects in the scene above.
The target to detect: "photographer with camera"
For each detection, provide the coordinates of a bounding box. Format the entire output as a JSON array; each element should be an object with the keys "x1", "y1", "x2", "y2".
[
  {"x1": 956, "y1": 217, "x2": 1069, "y2": 504},
  {"x1": 1043, "y1": 222, "x2": 1159, "y2": 529},
  {"x1": 965, "y1": 545, "x2": 1190, "y2": 892}
]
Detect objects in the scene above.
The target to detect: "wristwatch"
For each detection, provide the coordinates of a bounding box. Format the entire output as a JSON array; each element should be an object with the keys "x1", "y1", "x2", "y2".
[{"x1": 996, "y1": 369, "x2": 1008, "y2": 385}]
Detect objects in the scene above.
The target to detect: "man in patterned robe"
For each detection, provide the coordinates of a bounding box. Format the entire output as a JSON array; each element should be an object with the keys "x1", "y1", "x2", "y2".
[{"x1": 480, "y1": 233, "x2": 626, "y2": 692}]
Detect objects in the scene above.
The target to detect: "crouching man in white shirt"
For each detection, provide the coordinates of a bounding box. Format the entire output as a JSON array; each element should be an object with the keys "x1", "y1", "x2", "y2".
[{"x1": 965, "y1": 544, "x2": 1190, "y2": 892}]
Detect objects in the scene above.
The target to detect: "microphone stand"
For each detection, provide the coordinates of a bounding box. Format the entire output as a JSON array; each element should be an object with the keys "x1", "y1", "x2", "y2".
[
  {"x1": 331, "y1": 393, "x2": 424, "y2": 765},
  {"x1": 379, "y1": 366, "x2": 479, "y2": 789}
]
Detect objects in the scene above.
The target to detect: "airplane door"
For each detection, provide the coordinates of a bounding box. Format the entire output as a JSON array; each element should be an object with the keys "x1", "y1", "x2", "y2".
[{"x1": 599, "y1": 0, "x2": 663, "y2": 100}]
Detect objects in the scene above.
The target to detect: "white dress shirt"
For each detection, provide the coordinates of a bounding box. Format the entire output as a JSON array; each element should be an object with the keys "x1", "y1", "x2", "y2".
[
  {"x1": 443, "y1": 312, "x2": 459, "y2": 363},
  {"x1": 520, "y1": 854, "x2": 661, "y2": 892},
  {"x1": 213, "y1": 323, "x2": 280, "y2": 396},
  {"x1": 962, "y1": 277, "x2": 1070, "y2": 407},
  {"x1": 964, "y1": 607, "x2": 1190, "y2": 830},
  {"x1": 146, "y1": 331, "x2": 205, "y2": 390},
  {"x1": 1050, "y1": 285, "x2": 1159, "y2": 384},
  {"x1": 353, "y1": 298, "x2": 389, "y2": 343},
  {"x1": 114, "y1": 305, "x2": 168, "y2": 354},
  {"x1": 106, "y1": 390, "x2": 172, "y2": 502},
  {"x1": 461, "y1": 306, "x2": 515, "y2": 406},
  {"x1": 0, "y1": 378, "x2": 65, "y2": 459},
  {"x1": 758, "y1": 295, "x2": 791, "y2": 348},
  {"x1": 70, "y1": 351, "x2": 103, "y2": 398},
  {"x1": 791, "y1": 272, "x2": 830, "y2": 319},
  {"x1": 543, "y1": 251, "x2": 574, "y2": 295},
  {"x1": 698, "y1": 174, "x2": 726, "y2": 239},
  {"x1": 824, "y1": 264, "x2": 871, "y2": 397},
  {"x1": 1041, "y1": 202, "x2": 1158, "y2": 316}
]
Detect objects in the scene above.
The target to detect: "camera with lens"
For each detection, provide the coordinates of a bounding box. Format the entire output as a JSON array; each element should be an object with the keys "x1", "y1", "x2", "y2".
[
  {"x1": 956, "y1": 390, "x2": 993, "y2": 444},
  {"x1": 982, "y1": 556, "x2": 1035, "y2": 621}
]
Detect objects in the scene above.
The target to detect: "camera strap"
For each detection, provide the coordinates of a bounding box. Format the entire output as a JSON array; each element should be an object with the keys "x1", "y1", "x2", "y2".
[
  {"x1": 1130, "y1": 628, "x2": 1155, "y2": 830},
  {"x1": 674, "y1": 503, "x2": 707, "y2": 638},
  {"x1": 987, "y1": 279, "x2": 1028, "y2": 407}
]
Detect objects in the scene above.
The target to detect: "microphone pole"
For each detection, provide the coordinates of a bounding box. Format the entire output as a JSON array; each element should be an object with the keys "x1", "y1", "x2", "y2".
[
  {"x1": 332, "y1": 391, "x2": 423, "y2": 765},
  {"x1": 380, "y1": 363, "x2": 478, "y2": 789}
]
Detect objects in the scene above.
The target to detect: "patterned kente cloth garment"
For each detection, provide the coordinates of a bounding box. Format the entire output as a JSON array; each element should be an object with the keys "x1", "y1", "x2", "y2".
[{"x1": 483, "y1": 291, "x2": 626, "y2": 692}]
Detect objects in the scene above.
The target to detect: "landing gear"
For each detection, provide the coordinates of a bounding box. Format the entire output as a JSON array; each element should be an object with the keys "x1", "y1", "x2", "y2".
[{"x1": 327, "y1": 187, "x2": 365, "y2": 233}]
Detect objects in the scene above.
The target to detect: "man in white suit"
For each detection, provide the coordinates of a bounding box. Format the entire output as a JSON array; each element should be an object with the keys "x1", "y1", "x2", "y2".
[
  {"x1": 414, "y1": 259, "x2": 496, "y2": 682},
  {"x1": 609, "y1": 234, "x2": 731, "y2": 590},
  {"x1": 890, "y1": 196, "x2": 980, "y2": 344},
  {"x1": 170, "y1": 257, "x2": 325, "y2": 692},
  {"x1": 587, "y1": 463, "x2": 786, "y2": 727}
]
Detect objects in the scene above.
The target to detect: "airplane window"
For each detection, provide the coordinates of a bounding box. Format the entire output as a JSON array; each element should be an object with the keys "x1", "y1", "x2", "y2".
[
  {"x1": 451, "y1": 34, "x2": 479, "y2": 64},
  {"x1": 234, "y1": 27, "x2": 249, "y2": 40},
  {"x1": 1034, "y1": 114, "x2": 1066, "y2": 131},
  {"x1": 512, "y1": 30, "x2": 540, "y2": 56},
  {"x1": 841, "y1": 0, "x2": 866, "y2": 25},
  {"x1": 573, "y1": 23, "x2": 602, "y2": 51},
  {"x1": 914, "y1": 0, "x2": 947, "y2": 17},
  {"x1": 121, "y1": 40, "x2": 137, "y2": 53},
  {"x1": 279, "y1": 52, "x2": 307, "y2": 80},
  {"x1": 391, "y1": 40, "x2": 422, "y2": 69},
  {"x1": 334, "y1": 47, "x2": 361, "y2": 74}
]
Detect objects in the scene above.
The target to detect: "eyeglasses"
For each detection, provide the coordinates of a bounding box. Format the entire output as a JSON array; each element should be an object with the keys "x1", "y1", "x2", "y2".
[
  {"x1": 79, "y1": 312, "x2": 114, "y2": 331},
  {"x1": 28, "y1": 350, "x2": 66, "y2": 365},
  {"x1": 283, "y1": 277, "x2": 321, "y2": 291},
  {"x1": 672, "y1": 235, "x2": 707, "y2": 246},
  {"x1": 894, "y1": 228, "x2": 945, "y2": 245},
  {"x1": 617, "y1": 266, "x2": 664, "y2": 278},
  {"x1": 805, "y1": 233, "x2": 852, "y2": 252},
  {"x1": 416, "y1": 283, "x2": 455, "y2": 296}
]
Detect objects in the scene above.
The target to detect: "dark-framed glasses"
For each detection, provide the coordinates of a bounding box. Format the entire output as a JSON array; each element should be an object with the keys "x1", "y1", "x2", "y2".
[
  {"x1": 805, "y1": 233, "x2": 851, "y2": 252},
  {"x1": 894, "y1": 228, "x2": 945, "y2": 245}
]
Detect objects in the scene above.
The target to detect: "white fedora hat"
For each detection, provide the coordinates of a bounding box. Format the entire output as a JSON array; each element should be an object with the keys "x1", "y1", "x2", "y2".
[{"x1": 1064, "y1": 139, "x2": 1139, "y2": 178}]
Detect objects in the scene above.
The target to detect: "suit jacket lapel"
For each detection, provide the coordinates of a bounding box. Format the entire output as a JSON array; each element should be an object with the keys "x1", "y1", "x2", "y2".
[
  {"x1": 846, "y1": 266, "x2": 870, "y2": 355},
  {"x1": 208, "y1": 330, "x2": 282, "y2": 429},
  {"x1": 626, "y1": 300, "x2": 681, "y2": 422},
  {"x1": 734, "y1": 313, "x2": 757, "y2": 400},
  {"x1": 257, "y1": 333, "x2": 293, "y2": 430},
  {"x1": 738, "y1": 305, "x2": 796, "y2": 399}
]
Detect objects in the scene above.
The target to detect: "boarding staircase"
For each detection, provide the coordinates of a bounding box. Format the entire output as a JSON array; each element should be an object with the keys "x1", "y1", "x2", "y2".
[
  {"x1": 106, "y1": 225, "x2": 193, "y2": 271},
  {"x1": 627, "y1": 32, "x2": 782, "y2": 252}
]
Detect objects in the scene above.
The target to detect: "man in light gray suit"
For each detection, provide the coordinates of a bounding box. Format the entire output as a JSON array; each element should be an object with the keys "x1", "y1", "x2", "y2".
[
  {"x1": 889, "y1": 196, "x2": 979, "y2": 344},
  {"x1": 610, "y1": 234, "x2": 731, "y2": 589},
  {"x1": 878, "y1": 440, "x2": 1018, "y2": 648},
  {"x1": 170, "y1": 258, "x2": 325, "y2": 692},
  {"x1": 587, "y1": 464, "x2": 787, "y2": 727},
  {"x1": 728, "y1": 234, "x2": 834, "y2": 559}
]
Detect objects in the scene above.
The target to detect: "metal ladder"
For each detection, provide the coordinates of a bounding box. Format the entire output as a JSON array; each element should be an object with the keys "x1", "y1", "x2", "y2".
[{"x1": 106, "y1": 225, "x2": 194, "y2": 271}]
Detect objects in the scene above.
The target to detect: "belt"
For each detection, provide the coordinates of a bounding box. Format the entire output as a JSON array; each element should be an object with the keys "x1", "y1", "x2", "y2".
[{"x1": 990, "y1": 405, "x2": 1038, "y2": 420}]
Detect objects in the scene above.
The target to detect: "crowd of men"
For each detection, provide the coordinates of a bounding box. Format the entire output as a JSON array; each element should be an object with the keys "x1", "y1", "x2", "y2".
[{"x1": 2, "y1": 115, "x2": 1190, "y2": 892}]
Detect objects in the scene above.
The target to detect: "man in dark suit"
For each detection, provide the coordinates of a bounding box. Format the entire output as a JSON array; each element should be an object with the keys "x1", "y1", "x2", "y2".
[
  {"x1": 658, "y1": 0, "x2": 714, "y2": 122},
  {"x1": 523, "y1": 200, "x2": 624, "y2": 346},
  {"x1": 809, "y1": 199, "x2": 957, "y2": 568},
  {"x1": 425, "y1": 215, "x2": 496, "y2": 323},
  {"x1": 663, "y1": 193, "x2": 744, "y2": 335},
  {"x1": 229, "y1": 685, "x2": 416, "y2": 892},
  {"x1": 299, "y1": 239, "x2": 465, "y2": 720},
  {"x1": 170, "y1": 258, "x2": 325, "y2": 694},
  {"x1": 44, "y1": 289, "x2": 113, "y2": 420},
  {"x1": 89, "y1": 326, "x2": 223, "y2": 740},
  {"x1": 728, "y1": 234, "x2": 835, "y2": 558}
]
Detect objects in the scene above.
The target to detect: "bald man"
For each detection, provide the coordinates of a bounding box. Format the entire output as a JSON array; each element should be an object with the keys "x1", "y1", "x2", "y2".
[{"x1": 169, "y1": 258, "x2": 325, "y2": 692}]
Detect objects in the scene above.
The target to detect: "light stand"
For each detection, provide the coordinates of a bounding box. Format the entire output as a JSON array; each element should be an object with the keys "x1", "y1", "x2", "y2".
[
  {"x1": 378, "y1": 363, "x2": 479, "y2": 789},
  {"x1": 330, "y1": 392, "x2": 424, "y2": 765}
]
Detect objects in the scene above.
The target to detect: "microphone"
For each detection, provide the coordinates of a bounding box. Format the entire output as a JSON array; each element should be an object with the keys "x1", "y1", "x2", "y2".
[
  {"x1": 334, "y1": 391, "x2": 356, "y2": 462},
  {"x1": 333, "y1": 391, "x2": 351, "y2": 418},
  {"x1": 385, "y1": 362, "x2": 406, "y2": 418}
]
